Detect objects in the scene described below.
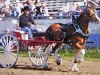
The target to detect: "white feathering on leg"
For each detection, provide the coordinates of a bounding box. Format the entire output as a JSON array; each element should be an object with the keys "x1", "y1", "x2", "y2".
[{"x1": 80, "y1": 49, "x2": 85, "y2": 62}]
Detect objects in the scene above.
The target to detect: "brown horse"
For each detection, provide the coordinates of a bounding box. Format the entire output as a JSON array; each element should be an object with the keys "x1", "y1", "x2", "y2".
[{"x1": 45, "y1": 6, "x2": 100, "y2": 71}]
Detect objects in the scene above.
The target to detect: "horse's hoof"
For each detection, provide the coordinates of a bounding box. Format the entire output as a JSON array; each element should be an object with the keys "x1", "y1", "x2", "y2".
[
  {"x1": 56, "y1": 56, "x2": 62, "y2": 65},
  {"x1": 71, "y1": 68, "x2": 79, "y2": 72},
  {"x1": 42, "y1": 63, "x2": 48, "y2": 69},
  {"x1": 71, "y1": 64, "x2": 79, "y2": 72},
  {"x1": 71, "y1": 66, "x2": 79, "y2": 72}
]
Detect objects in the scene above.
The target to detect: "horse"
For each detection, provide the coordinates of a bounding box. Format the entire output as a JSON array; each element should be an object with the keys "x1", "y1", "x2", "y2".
[{"x1": 45, "y1": 6, "x2": 100, "y2": 71}]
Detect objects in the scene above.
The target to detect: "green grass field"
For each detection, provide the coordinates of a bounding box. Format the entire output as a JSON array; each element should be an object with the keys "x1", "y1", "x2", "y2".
[
  {"x1": 59, "y1": 48, "x2": 100, "y2": 60},
  {"x1": 18, "y1": 48, "x2": 100, "y2": 61}
]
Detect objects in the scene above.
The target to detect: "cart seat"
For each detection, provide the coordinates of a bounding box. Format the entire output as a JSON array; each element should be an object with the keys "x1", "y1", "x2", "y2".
[
  {"x1": 13, "y1": 30, "x2": 29, "y2": 40},
  {"x1": 13, "y1": 30, "x2": 47, "y2": 40}
]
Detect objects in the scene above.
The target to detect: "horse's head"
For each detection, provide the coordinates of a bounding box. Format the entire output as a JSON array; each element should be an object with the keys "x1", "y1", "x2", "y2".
[{"x1": 83, "y1": 8, "x2": 100, "y2": 23}]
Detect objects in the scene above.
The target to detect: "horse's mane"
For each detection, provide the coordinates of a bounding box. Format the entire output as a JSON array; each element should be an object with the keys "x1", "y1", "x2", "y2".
[
  {"x1": 77, "y1": 8, "x2": 88, "y2": 24},
  {"x1": 77, "y1": 11, "x2": 84, "y2": 23}
]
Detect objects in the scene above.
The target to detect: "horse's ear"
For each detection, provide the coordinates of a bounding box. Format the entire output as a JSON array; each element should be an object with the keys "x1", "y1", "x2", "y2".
[
  {"x1": 84, "y1": 5, "x2": 90, "y2": 14},
  {"x1": 86, "y1": 3, "x2": 92, "y2": 10},
  {"x1": 85, "y1": 4, "x2": 90, "y2": 11}
]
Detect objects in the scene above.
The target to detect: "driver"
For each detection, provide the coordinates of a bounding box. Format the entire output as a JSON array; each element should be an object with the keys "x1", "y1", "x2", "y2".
[{"x1": 19, "y1": 6, "x2": 37, "y2": 39}]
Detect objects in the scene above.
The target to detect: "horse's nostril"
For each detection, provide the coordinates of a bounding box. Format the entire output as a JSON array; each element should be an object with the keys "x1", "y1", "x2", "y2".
[
  {"x1": 96, "y1": 20, "x2": 100, "y2": 24},
  {"x1": 98, "y1": 21, "x2": 100, "y2": 24}
]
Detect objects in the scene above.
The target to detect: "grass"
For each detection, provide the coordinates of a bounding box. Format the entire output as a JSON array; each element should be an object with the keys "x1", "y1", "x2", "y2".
[
  {"x1": 85, "y1": 49, "x2": 100, "y2": 59},
  {"x1": 14, "y1": 48, "x2": 100, "y2": 61},
  {"x1": 19, "y1": 50, "x2": 28, "y2": 57},
  {"x1": 59, "y1": 48, "x2": 100, "y2": 61}
]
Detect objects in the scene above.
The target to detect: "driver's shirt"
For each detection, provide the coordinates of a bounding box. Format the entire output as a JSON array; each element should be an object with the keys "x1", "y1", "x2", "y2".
[{"x1": 19, "y1": 14, "x2": 35, "y2": 27}]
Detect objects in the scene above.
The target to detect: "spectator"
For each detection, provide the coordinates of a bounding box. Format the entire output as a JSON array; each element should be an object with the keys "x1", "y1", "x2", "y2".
[
  {"x1": 0, "y1": 1, "x2": 3, "y2": 15},
  {"x1": 35, "y1": 3, "x2": 43, "y2": 19},
  {"x1": 28, "y1": 0, "x2": 36, "y2": 15},
  {"x1": 73, "y1": 3, "x2": 82, "y2": 15},
  {"x1": 35, "y1": 0, "x2": 44, "y2": 3},
  {"x1": 72, "y1": 3, "x2": 82, "y2": 25},
  {"x1": 10, "y1": 4, "x2": 19, "y2": 17},
  {"x1": 41, "y1": 2, "x2": 49, "y2": 18},
  {"x1": 26, "y1": 0, "x2": 33, "y2": 10},
  {"x1": 1, "y1": 0, "x2": 10, "y2": 17},
  {"x1": 16, "y1": 2, "x2": 23, "y2": 16},
  {"x1": 59, "y1": 4, "x2": 69, "y2": 18},
  {"x1": 22, "y1": 2, "x2": 28, "y2": 7}
]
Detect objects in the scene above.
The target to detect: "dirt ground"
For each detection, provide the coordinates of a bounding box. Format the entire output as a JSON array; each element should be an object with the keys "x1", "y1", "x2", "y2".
[{"x1": 0, "y1": 57, "x2": 100, "y2": 75}]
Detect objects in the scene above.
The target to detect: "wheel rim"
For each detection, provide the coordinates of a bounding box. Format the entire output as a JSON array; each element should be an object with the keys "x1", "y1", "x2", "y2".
[
  {"x1": 28, "y1": 46, "x2": 45, "y2": 67},
  {"x1": 0, "y1": 34, "x2": 19, "y2": 68}
]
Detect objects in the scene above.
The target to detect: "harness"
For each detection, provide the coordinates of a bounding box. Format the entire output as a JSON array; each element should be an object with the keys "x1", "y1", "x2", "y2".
[
  {"x1": 46, "y1": 9, "x2": 91, "y2": 41},
  {"x1": 62, "y1": 22, "x2": 89, "y2": 42},
  {"x1": 71, "y1": 10, "x2": 90, "y2": 39}
]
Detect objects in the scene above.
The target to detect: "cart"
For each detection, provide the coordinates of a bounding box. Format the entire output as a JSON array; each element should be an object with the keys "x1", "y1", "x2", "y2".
[{"x1": 0, "y1": 29, "x2": 62, "y2": 68}]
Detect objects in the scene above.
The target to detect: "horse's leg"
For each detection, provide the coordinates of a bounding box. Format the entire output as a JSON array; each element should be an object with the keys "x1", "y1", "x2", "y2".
[
  {"x1": 52, "y1": 43, "x2": 62, "y2": 65},
  {"x1": 42, "y1": 44, "x2": 51, "y2": 68},
  {"x1": 71, "y1": 48, "x2": 85, "y2": 71}
]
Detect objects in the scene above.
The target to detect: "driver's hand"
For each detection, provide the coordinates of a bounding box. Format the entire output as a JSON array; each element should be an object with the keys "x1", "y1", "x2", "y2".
[
  {"x1": 28, "y1": 22, "x2": 32, "y2": 26},
  {"x1": 34, "y1": 23, "x2": 37, "y2": 27}
]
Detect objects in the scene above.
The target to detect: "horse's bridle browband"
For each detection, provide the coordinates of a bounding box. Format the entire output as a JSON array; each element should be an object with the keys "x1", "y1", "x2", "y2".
[{"x1": 83, "y1": 9, "x2": 96, "y2": 21}]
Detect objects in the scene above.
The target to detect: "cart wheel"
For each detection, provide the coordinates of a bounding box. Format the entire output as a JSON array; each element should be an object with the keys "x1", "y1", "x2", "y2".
[
  {"x1": 28, "y1": 44, "x2": 52, "y2": 68},
  {"x1": 0, "y1": 34, "x2": 19, "y2": 68},
  {"x1": 28, "y1": 46, "x2": 46, "y2": 67}
]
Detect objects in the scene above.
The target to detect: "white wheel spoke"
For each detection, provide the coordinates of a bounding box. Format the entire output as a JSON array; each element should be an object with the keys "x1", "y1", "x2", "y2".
[
  {"x1": 0, "y1": 34, "x2": 19, "y2": 68},
  {"x1": 40, "y1": 54, "x2": 43, "y2": 65},
  {"x1": 0, "y1": 46, "x2": 5, "y2": 50},
  {"x1": 36, "y1": 58, "x2": 39, "y2": 65},
  {"x1": 5, "y1": 52, "x2": 12, "y2": 65},
  {"x1": 33, "y1": 54, "x2": 37, "y2": 65},
  {"x1": 10, "y1": 49, "x2": 18, "y2": 52},
  {"x1": 0, "y1": 53, "x2": 6, "y2": 61},
  {"x1": 12, "y1": 39, "x2": 17, "y2": 44},
  {"x1": 11, "y1": 52, "x2": 17, "y2": 57},
  {"x1": 10, "y1": 43, "x2": 17, "y2": 50},
  {"x1": 3, "y1": 36, "x2": 7, "y2": 46},
  {"x1": 9, "y1": 52, "x2": 16, "y2": 64},
  {"x1": 0, "y1": 53, "x2": 7, "y2": 67}
]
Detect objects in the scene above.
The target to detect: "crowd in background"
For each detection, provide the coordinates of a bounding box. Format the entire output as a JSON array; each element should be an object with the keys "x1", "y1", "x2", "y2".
[
  {"x1": 0, "y1": 0, "x2": 49, "y2": 18},
  {"x1": 59, "y1": 1, "x2": 100, "y2": 18},
  {"x1": 0, "y1": 0, "x2": 100, "y2": 19},
  {"x1": 58, "y1": 2, "x2": 84, "y2": 17}
]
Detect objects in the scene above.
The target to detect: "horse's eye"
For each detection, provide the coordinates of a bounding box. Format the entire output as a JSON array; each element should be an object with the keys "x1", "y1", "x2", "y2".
[
  {"x1": 93, "y1": 10, "x2": 96, "y2": 13},
  {"x1": 86, "y1": 10, "x2": 90, "y2": 15}
]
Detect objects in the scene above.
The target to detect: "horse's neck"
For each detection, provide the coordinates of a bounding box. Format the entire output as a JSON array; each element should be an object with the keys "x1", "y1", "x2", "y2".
[{"x1": 79, "y1": 15, "x2": 89, "y2": 34}]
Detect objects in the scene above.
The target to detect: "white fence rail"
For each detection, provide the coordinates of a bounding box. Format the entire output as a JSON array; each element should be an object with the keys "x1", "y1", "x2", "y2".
[{"x1": 0, "y1": 17, "x2": 100, "y2": 34}]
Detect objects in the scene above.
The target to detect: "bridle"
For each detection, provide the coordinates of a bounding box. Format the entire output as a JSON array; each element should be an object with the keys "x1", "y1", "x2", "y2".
[{"x1": 83, "y1": 9, "x2": 96, "y2": 22}]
